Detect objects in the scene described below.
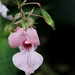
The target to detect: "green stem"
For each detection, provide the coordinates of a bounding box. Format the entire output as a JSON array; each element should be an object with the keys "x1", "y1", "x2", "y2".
[
  {"x1": 22, "y1": 0, "x2": 27, "y2": 4},
  {"x1": 13, "y1": 0, "x2": 19, "y2": 5},
  {"x1": 7, "y1": 19, "x2": 16, "y2": 32},
  {"x1": 25, "y1": 13, "x2": 44, "y2": 19},
  {"x1": 22, "y1": 2, "x2": 41, "y2": 7}
]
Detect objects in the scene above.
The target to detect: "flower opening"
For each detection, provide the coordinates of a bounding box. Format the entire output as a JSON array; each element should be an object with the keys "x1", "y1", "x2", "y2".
[{"x1": 22, "y1": 41, "x2": 32, "y2": 50}]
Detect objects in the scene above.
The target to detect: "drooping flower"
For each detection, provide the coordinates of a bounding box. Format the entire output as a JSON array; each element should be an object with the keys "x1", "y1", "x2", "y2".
[
  {"x1": 0, "y1": 1, "x2": 13, "y2": 20},
  {"x1": 8, "y1": 27, "x2": 43, "y2": 75}
]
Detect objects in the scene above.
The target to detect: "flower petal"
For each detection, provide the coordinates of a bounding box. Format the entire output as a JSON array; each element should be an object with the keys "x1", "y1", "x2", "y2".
[
  {"x1": 0, "y1": 1, "x2": 9, "y2": 18},
  {"x1": 8, "y1": 28, "x2": 26, "y2": 48},
  {"x1": 18, "y1": 42, "x2": 38, "y2": 53},
  {"x1": 12, "y1": 51, "x2": 43, "y2": 75},
  {"x1": 26, "y1": 28, "x2": 40, "y2": 45},
  {"x1": 12, "y1": 52, "x2": 34, "y2": 75},
  {"x1": 28, "y1": 51, "x2": 43, "y2": 70},
  {"x1": 7, "y1": 15, "x2": 13, "y2": 20},
  {"x1": 8, "y1": 27, "x2": 40, "y2": 48}
]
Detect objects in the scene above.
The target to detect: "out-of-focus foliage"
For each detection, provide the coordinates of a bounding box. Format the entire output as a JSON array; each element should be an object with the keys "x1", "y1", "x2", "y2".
[{"x1": 0, "y1": 38, "x2": 18, "y2": 75}]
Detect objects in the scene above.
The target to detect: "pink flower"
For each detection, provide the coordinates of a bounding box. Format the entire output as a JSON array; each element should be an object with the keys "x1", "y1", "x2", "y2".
[
  {"x1": 8, "y1": 28, "x2": 40, "y2": 48},
  {"x1": 8, "y1": 27, "x2": 43, "y2": 75}
]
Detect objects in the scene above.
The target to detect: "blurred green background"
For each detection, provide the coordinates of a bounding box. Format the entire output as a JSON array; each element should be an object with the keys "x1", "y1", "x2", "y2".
[{"x1": 0, "y1": 0, "x2": 74, "y2": 75}]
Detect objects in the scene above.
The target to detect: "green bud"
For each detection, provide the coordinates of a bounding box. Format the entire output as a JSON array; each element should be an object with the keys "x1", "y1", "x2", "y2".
[
  {"x1": 14, "y1": 13, "x2": 21, "y2": 20},
  {"x1": 10, "y1": 32, "x2": 13, "y2": 34},
  {"x1": 22, "y1": 19, "x2": 27, "y2": 30},
  {"x1": 27, "y1": 17, "x2": 35, "y2": 27}
]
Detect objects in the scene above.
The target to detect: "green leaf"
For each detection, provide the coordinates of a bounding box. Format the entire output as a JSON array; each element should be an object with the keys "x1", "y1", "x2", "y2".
[
  {"x1": 40, "y1": 8, "x2": 55, "y2": 30},
  {"x1": 22, "y1": 19, "x2": 27, "y2": 30}
]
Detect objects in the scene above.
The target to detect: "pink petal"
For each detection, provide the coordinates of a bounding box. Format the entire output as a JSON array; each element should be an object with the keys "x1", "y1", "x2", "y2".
[
  {"x1": 8, "y1": 28, "x2": 26, "y2": 48},
  {"x1": 12, "y1": 51, "x2": 43, "y2": 75},
  {"x1": 26, "y1": 28, "x2": 40, "y2": 45},
  {"x1": 8, "y1": 28, "x2": 40, "y2": 49},
  {"x1": 27, "y1": 51, "x2": 43, "y2": 70}
]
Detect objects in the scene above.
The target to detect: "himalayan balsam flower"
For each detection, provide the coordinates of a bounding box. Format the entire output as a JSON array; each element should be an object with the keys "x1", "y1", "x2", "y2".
[
  {"x1": 0, "y1": 1, "x2": 13, "y2": 20},
  {"x1": 8, "y1": 27, "x2": 43, "y2": 75}
]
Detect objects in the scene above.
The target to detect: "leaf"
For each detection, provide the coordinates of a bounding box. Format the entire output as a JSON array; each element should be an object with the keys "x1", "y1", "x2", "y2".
[{"x1": 40, "y1": 8, "x2": 55, "y2": 30}]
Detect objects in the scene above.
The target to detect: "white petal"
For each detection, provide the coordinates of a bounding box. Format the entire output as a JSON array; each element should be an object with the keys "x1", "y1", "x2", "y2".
[
  {"x1": 0, "y1": 1, "x2": 9, "y2": 18},
  {"x1": 0, "y1": 1, "x2": 13, "y2": 20},
  {"x1": 28, "y1": 51, "x2": 43, "y2": 70},
  {"x1": 12, "y1": 52, "x2": 34, "y2": 75},
  {"x1": 12, "y1": 45, "x2": 43, "y2": 75}
]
